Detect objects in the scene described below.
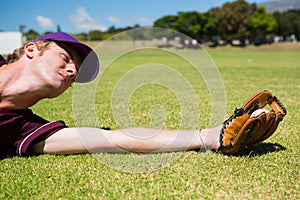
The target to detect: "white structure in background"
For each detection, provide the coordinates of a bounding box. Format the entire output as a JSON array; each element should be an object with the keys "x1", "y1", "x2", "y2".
[{"x1": 0, "y1": 32, "x2": 23, "y2": 55}]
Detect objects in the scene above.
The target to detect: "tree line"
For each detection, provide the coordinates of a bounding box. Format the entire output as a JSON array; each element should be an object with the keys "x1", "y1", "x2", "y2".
[
  {"x1": 153, "y1": 0, "x2": 300, "y2": 45},
  {"x1": 24, "y1": 0, "x2": 300, "y2": 46}
]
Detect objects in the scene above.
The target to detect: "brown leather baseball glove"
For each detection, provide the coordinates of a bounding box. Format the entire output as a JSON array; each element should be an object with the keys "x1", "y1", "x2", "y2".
[{"x1": 218, "y1": 90, "x2": 287, "y2": 155}]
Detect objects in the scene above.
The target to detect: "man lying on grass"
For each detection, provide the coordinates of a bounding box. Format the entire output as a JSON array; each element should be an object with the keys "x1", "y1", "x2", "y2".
[{"x1": 0, "y1": 32, "x2": 286, "y2": 157}]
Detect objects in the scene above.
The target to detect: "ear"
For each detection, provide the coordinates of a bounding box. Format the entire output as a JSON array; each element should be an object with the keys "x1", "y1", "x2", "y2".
[{"x1": 24, "y1": 42, "x2": 39, "y2": 59}]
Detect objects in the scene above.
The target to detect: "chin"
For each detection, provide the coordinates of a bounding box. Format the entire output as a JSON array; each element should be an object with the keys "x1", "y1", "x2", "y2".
[
  {"x1": 47, "y1": 83, "x2": 68, "y2": 98},
  {"x1": 48, "y1": 90, "x2": 62, "y2": 98}
]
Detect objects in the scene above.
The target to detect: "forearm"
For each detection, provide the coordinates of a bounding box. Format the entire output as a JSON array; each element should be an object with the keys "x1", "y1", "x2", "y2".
[{"x1": 110, "y1": 128, "x2": 202, "y2": 153}]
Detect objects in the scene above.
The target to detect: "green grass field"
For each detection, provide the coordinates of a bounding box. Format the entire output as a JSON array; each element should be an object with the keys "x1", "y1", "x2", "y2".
[{"x1": 1, "y1": 42, "x2": 299, "y2": 199}]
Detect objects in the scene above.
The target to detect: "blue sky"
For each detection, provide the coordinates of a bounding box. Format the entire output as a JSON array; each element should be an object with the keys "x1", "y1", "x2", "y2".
[{"x1": 1, "y1": 0, "x2": 272, "y2": 34}]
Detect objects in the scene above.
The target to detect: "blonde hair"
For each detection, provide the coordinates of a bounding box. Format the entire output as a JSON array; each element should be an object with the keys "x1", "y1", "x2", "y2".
[{"x1": 6, "y1": 40, "x2": 54, "y2": 64}]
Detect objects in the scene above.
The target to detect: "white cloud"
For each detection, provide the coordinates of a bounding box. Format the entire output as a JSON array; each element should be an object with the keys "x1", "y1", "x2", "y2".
[
  {"x1": 132, "y1": 17, "x2": 153, "y2": 25},
  {"x1": 108, "y1": 15, "x2": 122, "y2": 24},
  {"x1": 69, "y1": 7, "x2": 106, "y2": 31},
  {"x1": 108, "y1": 15, "x2": 154, "y2": 26},
  {"x1": 36, "y1": 15, "x2": 55, "y2": 29}
]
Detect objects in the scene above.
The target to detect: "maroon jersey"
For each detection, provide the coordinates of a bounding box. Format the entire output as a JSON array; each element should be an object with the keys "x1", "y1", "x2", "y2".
[
  {"x1": 0, "y1": 55, "x2": 6, "y2": 66},
  {"x1": 0, "y1": 109, "x2": 67, "y2": 156}
]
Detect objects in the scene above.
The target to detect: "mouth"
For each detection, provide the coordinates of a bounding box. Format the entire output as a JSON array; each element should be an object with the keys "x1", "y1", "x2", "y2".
[{"x1": 58, "y1": 72, "x2": 67, "y2": 81}]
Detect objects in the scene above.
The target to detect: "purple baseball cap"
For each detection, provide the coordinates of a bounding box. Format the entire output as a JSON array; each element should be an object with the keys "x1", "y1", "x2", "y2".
[{"x1": 33, "y1": 32, "x2": 99, "y2": 83}]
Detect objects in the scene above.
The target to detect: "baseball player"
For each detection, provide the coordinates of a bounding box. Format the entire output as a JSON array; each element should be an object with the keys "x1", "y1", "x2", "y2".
[{"x1": 0, "y1": 32, "x2": 286, "y2": 156}]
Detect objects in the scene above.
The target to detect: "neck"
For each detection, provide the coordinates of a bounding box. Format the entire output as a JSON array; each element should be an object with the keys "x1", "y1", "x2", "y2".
[{"x1": 0, "y1": 62, "x2": 48, "y2": 109}]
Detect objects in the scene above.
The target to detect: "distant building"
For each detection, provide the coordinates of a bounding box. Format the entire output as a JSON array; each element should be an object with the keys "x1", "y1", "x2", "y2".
[{"x1": 0, "y1": 32, "x2": 23, "y2": 55}]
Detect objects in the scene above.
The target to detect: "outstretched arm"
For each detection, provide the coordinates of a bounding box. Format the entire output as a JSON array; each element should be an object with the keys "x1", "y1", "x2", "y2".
[
  {"x1": 31, "y1": 126, "x2": 221, "y2": 154},
  {"x1": 30, "y1": 90, "x2": 287, "y2": 155}
]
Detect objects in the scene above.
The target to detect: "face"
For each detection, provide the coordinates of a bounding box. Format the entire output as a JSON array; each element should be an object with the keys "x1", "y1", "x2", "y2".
[{"x1": 34, "y1": 42, "x2": 81, "y2": 97}]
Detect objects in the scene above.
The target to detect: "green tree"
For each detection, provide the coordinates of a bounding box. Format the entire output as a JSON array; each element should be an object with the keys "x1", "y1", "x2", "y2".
[
  {"x1": 153, "y1": 15, "x2": 178, "y2": 29},
  {"x1": 250, "y1": 6, "x2": 277, "y2": 42},
  {"x1": 24, "y1": 29, "x2": 39, "y2": 41},
  {"x1": 202, "y1": 12, "x2": 218, "y2": 39},
  {"x1": 72, "y1": 33, "x2": 88, "y2": 41},
  {"x1": 88, "y1": 30, "x2": 104, "y2": 41},
  {"x1": 210, "y1": 0, "x2": 257, "y2": 40},
  {"x1": 172, "y1": 12, "x2": 203, "y2": 40},
  {"x1": 107, "y1": 26, "x2": 117, "y2": 34},
  {"x1": 154, "y1": 12, "x2": 218, "y2": 41},
  {"x1": 273, "y1": 9, "x2": 300, "y2": 40}
]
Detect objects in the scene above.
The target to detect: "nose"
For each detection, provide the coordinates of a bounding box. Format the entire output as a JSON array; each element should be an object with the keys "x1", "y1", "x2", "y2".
[{"x1": 66, "y1": 64, "x2": 77, "y2": 79}]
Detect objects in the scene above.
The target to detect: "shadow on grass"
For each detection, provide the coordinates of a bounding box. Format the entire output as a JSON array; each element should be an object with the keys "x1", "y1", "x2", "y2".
[
  {"x1": 235, "y1": 142, "x2": 286, "y2": 157},
  {"x1": 1, "y1": 142, "x2": 286, "y2": 160}
]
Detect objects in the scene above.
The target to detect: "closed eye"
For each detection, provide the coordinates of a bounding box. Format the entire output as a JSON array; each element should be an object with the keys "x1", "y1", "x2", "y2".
[{"x1": 61, "y1": 53, "x2": 70, "y2": 63}]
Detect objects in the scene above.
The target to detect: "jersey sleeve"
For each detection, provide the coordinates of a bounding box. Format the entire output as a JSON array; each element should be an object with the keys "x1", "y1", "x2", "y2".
[{"x1": 0, "y1": 109, "x2": 68, "y2": 156}]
